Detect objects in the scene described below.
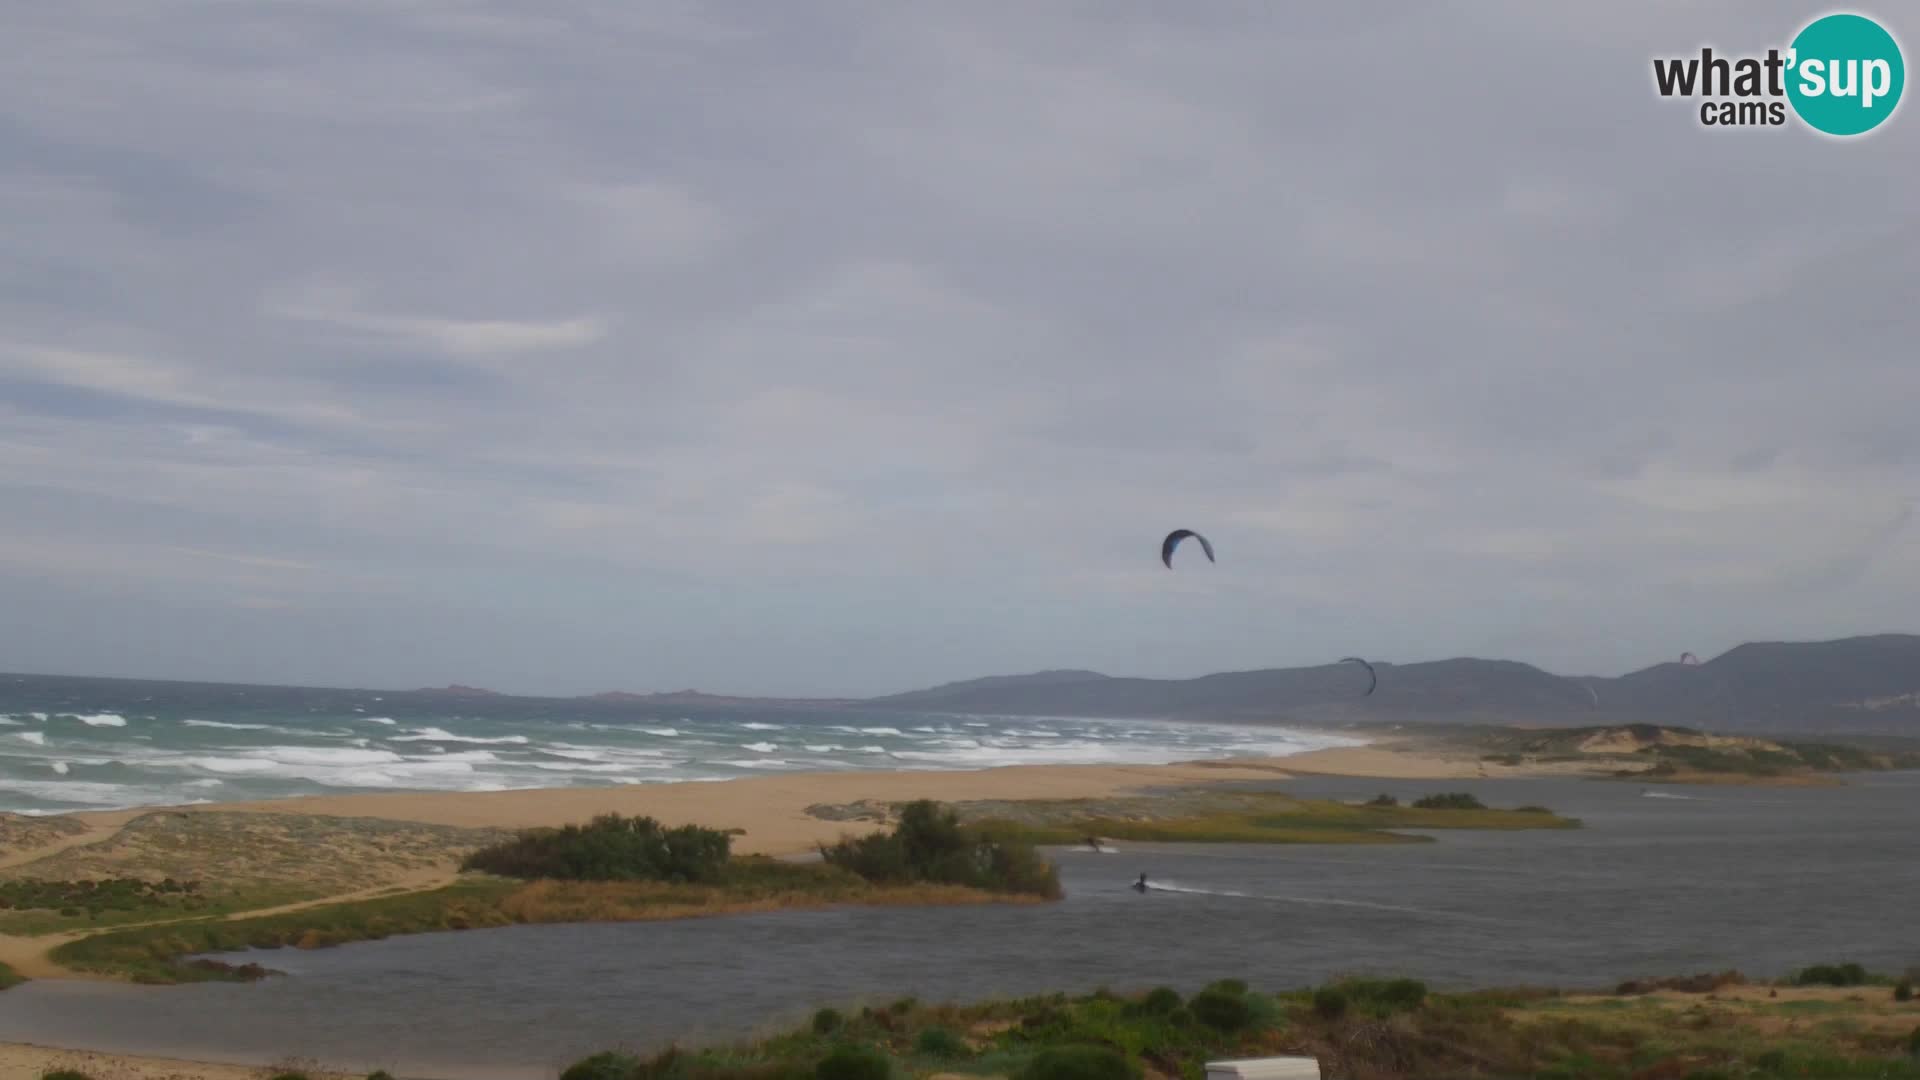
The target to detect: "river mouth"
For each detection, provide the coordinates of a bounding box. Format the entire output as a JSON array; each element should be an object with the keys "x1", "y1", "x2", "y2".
[{"x1": 3, "y1": 773, "x2": 1915, "y2": 1077}]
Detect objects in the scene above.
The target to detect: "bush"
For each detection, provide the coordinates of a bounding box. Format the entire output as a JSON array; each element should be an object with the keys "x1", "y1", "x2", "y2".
[
  {"x1": 367, "y1": 1074, "x2": 396, "y2": 1080},
  {"x1": 812, "y1": 1008, "x2": 845, "y2": 1035},
  {"x1": 42, "y1": 1072, "x2": 93, "y2": 1080},
  {"x1": 1190, "y1": 988, "x2": 1254, "y2": 1032},
  {"x1": 819, "y1": 800, "x2": 1061, "y2": 898},
  {"x1": 1753, "y1": 1049, "x2": 1788, "y2": 1073},
  {"x1": 1017, "y1": 1045, "x2": 1136, "y2": 1080},
  {"x1": 1312, "y1": 987, "x2": 1349, "y2": 1019},
  {"x1": 914, "y1": 1027, "x2": 968, "y2": 1058},
  {"x1": 1896, "y1": 979, "x2": 1914, "y2": 1002},
  {"x1": 1365, "y1": 794, "x2": 1399, "y2": 807},
  {"x1": 1792, "y1": 962, "x2": 1869, "y2": 987},
  {"x1": 1203, "y1": 978, "x2": 1248, "y2": 997},
  {"x1": 1138, "y1": 986, "x2": 1183, "y2": 1014},
  {"x1": 1341, "y1": 977, "x2": 1427, "y2": 1015},
  {"x1": 888, "y1": 996, "x2": 917, "y2": 1015},
  {"x1": 815, "y1": 1044, "x2": 890, "y2": 1080},
  {"x1": 463, "y1": 814, "x2": 733, "y2": 883},
  {"x1": 1909, "y1": 1025, "x2": 1920, "y2": 1058},
  {"x1": 561, "y1": 1051, "x2": 643, "y2": 1080},
  {"x1": 1411, "y1": 793, "x2": 1485, "y2": 810},
  {"x1": 266, "y1": 1074, "x2": 312, "y2": 1080}
]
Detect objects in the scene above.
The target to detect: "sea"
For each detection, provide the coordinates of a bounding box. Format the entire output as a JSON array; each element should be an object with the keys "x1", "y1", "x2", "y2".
[{"x1": 0, "y1": 674, "x2": 1361, "y2": 815}]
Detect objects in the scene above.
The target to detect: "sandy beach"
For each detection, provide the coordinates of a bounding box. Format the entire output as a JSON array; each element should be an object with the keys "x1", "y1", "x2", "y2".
[{"x1": 12, "y1": 741, "x2": 1519, "y2": 860}]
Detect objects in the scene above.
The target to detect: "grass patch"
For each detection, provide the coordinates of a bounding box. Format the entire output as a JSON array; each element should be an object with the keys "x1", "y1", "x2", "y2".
[
  {"x1": 0, "y1": 960, "x2": 24, "y2": 991},
  {"x1": 546, "y1": 976, "x2": 1920, "y2": 1080}
]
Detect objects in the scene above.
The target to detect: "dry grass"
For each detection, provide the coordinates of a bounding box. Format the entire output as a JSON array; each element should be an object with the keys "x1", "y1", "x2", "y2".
[
  {"x1": 0, "y1": 812, "x2": 90, "y2": 859},
  {"x1": 0, "y1": 811, "x2": 512, "y2": 895}
]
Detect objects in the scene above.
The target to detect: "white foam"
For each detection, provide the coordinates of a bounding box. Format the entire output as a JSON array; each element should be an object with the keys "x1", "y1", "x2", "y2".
[
  {"x1": 742, "y1": 741, "x2": 778, "y2": 753},
  {"x1": 0, "y1": 716, "x2": 19, "y2": 726},
  {"x1": 15, "y1": 731, "x2": 46, "y2": 746},
  {"x1": 740, "y1": 722, "x2": 782, "y2": 731},
  {"x1": 855, "y1": 745, "x2": 887, "y2": 753},
  {"x1": 802, "y1": 744, "x2": 841, "y2": 753},
  {"x1": 72, "y1": 713, "x2": 129, "y2": 727},
  {"x1": 858, "y1": 727, "x2": 904, "y2": 736},
  {"x1": 359, "y1": 716, "x2": 398, "y2": 725},
  {"x1": 641, "y1": 727, "x2": 680, "y2": 737},
  {"x1": 51, "y1": 761, "x2": 70, "y2": 775},
  {"x1": 29, "y1": 712, "x2": 49, "y2": 721},
  {"x1": 719, "y1": 758, "x2": 796, "y2": 769},
  {"x1": 182, "y1": 719, "x2": 277, "y2": 731},
  {"x1": 390, "y1": 727, "x2": 529, "y2": 745}
]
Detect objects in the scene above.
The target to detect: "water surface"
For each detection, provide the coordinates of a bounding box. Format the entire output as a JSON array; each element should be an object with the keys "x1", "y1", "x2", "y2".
[{"x1": 3, "y1": 774, "x2": 1915, "y2": 1077}]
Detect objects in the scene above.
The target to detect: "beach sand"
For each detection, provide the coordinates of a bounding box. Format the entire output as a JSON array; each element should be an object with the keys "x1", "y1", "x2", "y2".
[{"x1": 0, "y1": 1041, "x2": 355, "y2": 1080}]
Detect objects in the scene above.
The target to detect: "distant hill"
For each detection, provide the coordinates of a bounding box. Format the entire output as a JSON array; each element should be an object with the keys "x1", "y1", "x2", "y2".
[{"x1": 862, "y1": 634, "x2": 1920, "y2": 738}]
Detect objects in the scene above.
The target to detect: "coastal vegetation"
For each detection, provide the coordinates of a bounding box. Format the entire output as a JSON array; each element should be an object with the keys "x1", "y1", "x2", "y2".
[
  {"x1": 1467, "y1": 723, "x2": 1920, "y2": 783},
  {"x1": 49, "y1": 803, "x2": 1061, "y2": 984},
  {"x1": 529, "y1": 972, "x2": 1920, "y2": 1080},
  {"x1": 881, "y1": 789, "x2": 1579, "y2": 847}
]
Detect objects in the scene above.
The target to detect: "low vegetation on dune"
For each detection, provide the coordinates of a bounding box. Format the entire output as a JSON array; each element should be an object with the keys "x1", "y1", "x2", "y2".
[
  {"x1": 1470, "y1": 724, "x2": 1920, "y2": 782},
  {"x1": 54, "y1": 803, "x2": 1062, "y2": 983},
  {"x1": 540, "y1": 971, "x2": 1920, "y2": 1080},
  {"x1": 858, "y1": 789, "x2": 1578, "y2": 847},
  {"x1": 0, "y1": 960, "x2": 24, "y2": 991}
]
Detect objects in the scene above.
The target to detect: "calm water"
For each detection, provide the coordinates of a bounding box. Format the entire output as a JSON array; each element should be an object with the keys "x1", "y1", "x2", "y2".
[{"x1": 2, "y1": 774, "x2": 1916, "y2": 1078}]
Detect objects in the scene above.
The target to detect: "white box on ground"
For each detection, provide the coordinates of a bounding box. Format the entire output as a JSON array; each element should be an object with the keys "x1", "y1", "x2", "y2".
[{"x1": 1204, "y1": 1056, "x2": 1321, "y2": 1080}]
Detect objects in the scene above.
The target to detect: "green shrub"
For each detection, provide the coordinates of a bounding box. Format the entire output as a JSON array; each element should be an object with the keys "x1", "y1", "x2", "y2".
[
  {"x1": 1190, "y1": 988, "x2": 1253, "y2": 1032},
  {"x1": 1365, "y1": 794, "x2": 1399, "y2": 807},
  {"x1": 1138, "y1": 986, "x2": 1183, "y2": 1014},
  {"x1": 367, "y1": 1073, "x2": 397, "y2": 1080},
  {"x1": 41, "y1": 1072, "x2": 94, "y2": 1080},
  {"x1": 1017, "y1": 1045, "x2": 1136, "y2": 1080},
  {"x1": 266, "y1": 1074, "x2": 312, "y2": 1080},
  {"x1": 812, "y1": 1008, "x2": 845, "y2": 1035},
  {"x1": 1203, "y1": 978, "x2": 1248, "y2": 997},
  {"x1": 1753, "y1": 1049, "x2": 1788, "y2": 1073},
  {"x1": 1312, "y1": 986, "x2": 1349, "y2": 1019},
  {"x1": 1909, "y1": 1025, "x2": 1920, "y2": 1058},
  {"x1": 815, "y1": 1044, "x2": 891, "y2": 1080},
  {"x1": 914, "y1": 1027, "x2": 968, "y2": 1058},
  {"x1": 462, "y1": 814, "x2": 733, "y2": 883},
  {"x1": 819, "y1": 800, "x2": 1061, "y2": 898},
  {"x1": 561, "y1": 1050, "x2": 643, "y2": 1080},
  {"x1": 1792, "y1": 962, "x2": 1869, "y2": 987},
  {"x1": 888, "y1": 996, "x2": 917, "y2": 1015},
  {"x1": 1340, "y1": 977, "x2": 1428, "y2": 1015},
  {"x1": 1411, "y1": 793, "x2": 1485, "y2": 810},
  {"x1": 1896, "y1": 979, "x2": 1914, "y2": 1002}
]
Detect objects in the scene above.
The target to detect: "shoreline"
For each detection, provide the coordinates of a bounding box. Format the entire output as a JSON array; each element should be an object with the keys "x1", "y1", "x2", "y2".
[{"x1": 12, "y1": 737, "x2": 1567, "y2": 858}]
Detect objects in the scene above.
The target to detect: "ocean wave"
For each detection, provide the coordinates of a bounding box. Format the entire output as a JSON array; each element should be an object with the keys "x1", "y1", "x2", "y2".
[
  {"x1": 359, "y1": 717, "x2": 398, "y2": 725},
  {"x1": 69, "y1": 713, "x2": 129, "y2": 727},
  {"x1": 182, "y1": 719, "x2": 281, "y2": 732},
  {"x1": 857, "y1": 727, "x2": 904, "y2": 736},
  {"x1": 0, "y1": 716, "x2": 19, "y2": 726},
  {"x1": 742, "y1": 741, "x2": 778, "y2": 753},
  {"x1": 390, "y1": 727, "x2": 530, "y2": 745},
  {"x1": 15, "y1": 731, "x2": 46, "y2": 746},
  {"x1": 740, "y1": 722, "x2": 782, "y2": 731},
  {"x1": 641, "y1": 728, "x2": 681, "y2": 738},
  {"x1": 802, "y1": 744, "x2": 841, "y2": 753},
  {"x1": 51, "y1": 762, "x2": 69, "y2": 775}
]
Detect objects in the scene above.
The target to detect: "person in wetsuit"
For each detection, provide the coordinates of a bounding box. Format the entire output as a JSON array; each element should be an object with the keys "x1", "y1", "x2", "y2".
[{"x1": 1133, "y1": 872, "x2": 1149, "y2": 892}]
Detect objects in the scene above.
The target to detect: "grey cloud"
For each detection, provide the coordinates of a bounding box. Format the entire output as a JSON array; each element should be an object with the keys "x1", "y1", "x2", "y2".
[{"x1": 0, "y1": 2, "x2": 1914, "y2": 695}]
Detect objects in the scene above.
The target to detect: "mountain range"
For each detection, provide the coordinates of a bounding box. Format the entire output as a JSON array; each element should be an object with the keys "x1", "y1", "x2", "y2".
[
  {"x1": 859, "y1": 634, "x2": 1920, "y2": 736},
  {"x1": 8, "y1": 634, "x2": 1919, "y2": 738}
]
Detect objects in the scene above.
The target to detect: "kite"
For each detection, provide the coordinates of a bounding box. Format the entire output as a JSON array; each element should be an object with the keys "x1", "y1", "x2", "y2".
[
  {"x1": 1160, "y1": 529, "x2": 1215, "y2": 569},
  {"x1": 1339, "y1": 656, "x2": 1378, "y2": 696}
]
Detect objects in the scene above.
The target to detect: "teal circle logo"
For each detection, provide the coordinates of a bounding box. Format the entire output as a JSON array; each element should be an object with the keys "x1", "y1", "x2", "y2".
[{"x1": 1787, "y1": 13, "x2": 1905, "y2": 136}]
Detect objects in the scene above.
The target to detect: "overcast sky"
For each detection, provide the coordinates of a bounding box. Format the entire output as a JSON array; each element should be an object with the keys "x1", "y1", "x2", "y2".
[{"x1": 2, "y1": 2, "x2": 1916, "y2": 697}]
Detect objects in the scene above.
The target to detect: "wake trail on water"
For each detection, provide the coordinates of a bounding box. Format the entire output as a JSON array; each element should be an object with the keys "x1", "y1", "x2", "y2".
[{"x1": 1139, "y1": 880, "x2": 1499, "y2": 923}]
